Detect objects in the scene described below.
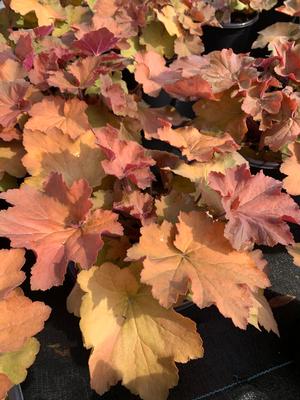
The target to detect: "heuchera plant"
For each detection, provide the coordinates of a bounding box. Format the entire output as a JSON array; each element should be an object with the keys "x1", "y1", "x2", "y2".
[{"x1": 1, "y1": 1, "x2": 300, "y2": 399}]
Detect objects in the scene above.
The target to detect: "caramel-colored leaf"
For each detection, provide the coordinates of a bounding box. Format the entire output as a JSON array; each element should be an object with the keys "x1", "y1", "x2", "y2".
[
  {"x1": 26, "y1": 96, "x2": 90, "y2": 140},
  {"x1": 193, "y1": 91, "x2": 248, "y2": 143},
  {"x1": 22, "y1": 128, "x2": 104, "y2": 188},
  {"x1": 127, "y1": 211, "x2": 270, "y2": 329},
  {"x1": 248, "y1": 290, "x2": 279, "y2": 335},
  {"x1": 10, "y1": 0, "x2": 65, "y2": 26},
  {"x1": 78, "y1": 263, "x2": 203, "y2": 400}
]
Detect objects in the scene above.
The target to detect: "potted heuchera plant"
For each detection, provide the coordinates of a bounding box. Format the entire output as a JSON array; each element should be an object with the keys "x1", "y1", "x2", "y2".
[{"x1": 1, "y1": 1, "x2": 300, "y2": 400}]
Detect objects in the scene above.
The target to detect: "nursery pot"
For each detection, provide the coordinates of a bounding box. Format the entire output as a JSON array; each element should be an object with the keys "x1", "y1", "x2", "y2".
[
  {"x1": 244, "y1": 154, "x2": 283, "y2": 180},
  {"x1": 7, "y1": 385, "x2": 23, "y2": 400},
  {"x1": 202, "y1": 12, "x2": 259, "y2": 54}
]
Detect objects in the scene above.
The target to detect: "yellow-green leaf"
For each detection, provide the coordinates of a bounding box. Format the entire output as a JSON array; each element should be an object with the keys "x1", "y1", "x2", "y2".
[{"x1": 0, "y1": 338, "x2": 40, "y2": 386}]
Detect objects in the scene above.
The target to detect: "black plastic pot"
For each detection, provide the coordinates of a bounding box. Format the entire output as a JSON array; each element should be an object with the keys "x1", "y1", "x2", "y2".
[
  {"x1": 245, "y1": 155, "x2": 284, "y2": 180},
  {"x1": 8, "y1": 385, "x2": 23, "y2": 400},
  {"x1": 202, "y1": 12, "x2": 259, "y2": 54}
]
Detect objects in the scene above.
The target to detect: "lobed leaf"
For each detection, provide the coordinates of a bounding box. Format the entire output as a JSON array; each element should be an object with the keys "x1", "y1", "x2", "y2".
[
  {"x1": 77, "y1": 263, "x2": 203, "y2": 400},
  {"x1": 127, "y1": 211, "x2": 270, "y2": 329}
]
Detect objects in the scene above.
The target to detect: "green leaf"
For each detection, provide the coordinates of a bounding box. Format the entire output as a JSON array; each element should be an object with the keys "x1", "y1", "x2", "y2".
[
  {"x1": 140, "y1": 21, "x2": 175, "y2": 59},
  {"x1": 53, "y1": 5, "x2": 91, "y2": 37},
  {"x1": 0, "y1": 174, "x2": 19, "y2": 192},
  {"x1": 121, "y1": 37, "x2": 141, "y2": 72},
  {"x1": 0, "y1": 338, "x2": 40, "y2": 385}
]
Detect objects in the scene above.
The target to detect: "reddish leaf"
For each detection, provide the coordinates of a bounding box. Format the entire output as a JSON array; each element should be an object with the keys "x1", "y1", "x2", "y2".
[
  {"x1": 277, "y1": 0, "x2": 300, "y2": 16},
  {"x1": 15, "y1": 33, "x2": 34, "y2": 71},
  {"x1": 134, "y1": 51, "x2": 180, "y2": 97},
  {"x1": 274, "y1": 39, "x2": 300, "y2": 82},
  {"x1": 113, "y1": 184, "x2": 155, "y2": 225},
  {"x1": 157, "y1": 123, "x2": 239, "y2": 162},
  {"x1": 0, "y1": 173, "x2": 123, "y2": 290},
  {"x1": 242, "y1": 78, "x2": 282, "y2": 124},
  {"x1": 73, "y1": 28, "x2": 119, "y2": 56},
  {"x1": 0, "y1": 79, "x2": 31, "y2": 128},
  {"x1": 209, "y1": 164, "x2": 300, "y2": 250},
  {"x1": 47, "y1": 54, "x2": 127, "y2": 92},
  {"x1": 95, "y1": 125, "x2": 155, "y2": 189},
  {"x1": 138, "y1": 104, "x2": 186, "y2": 140},
  {"x1": 163, "y1": 75, "x2": 215, "y2": 101},
  {"x1": 100, "y1": 74, "x2": 138, "y2": 118},
  {"x1": 201, "y1": 49, "x2": 257, "y2": 93},
  {"x1": 262, "y1": 90, "x2": 300, "y2": 150}
]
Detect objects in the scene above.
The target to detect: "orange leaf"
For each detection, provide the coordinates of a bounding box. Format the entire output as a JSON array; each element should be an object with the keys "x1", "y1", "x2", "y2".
[
  {"x1": 0, "y1": 249, "x2": 25, "y2": 301},
  {"x1": 26, "y1": 96, "x2": 90, "y2": 139},
  {"x1": 280, "y1": 142, "x2": 300, "y2": 195},
  {"x1": 157, "y1": 123, "x2": 239, "y2": 162},
  {"x1": 127, "y1": 211, "x2": 270, "y2": 329},
  {"x1": 0, "y1": 288, "x2": 50, "y2": 353},
  {"x1": 0, "y1": 173, "x2": 123, "y2": 290},
  {"x1": 96, "y1": 125, "x2": 155, "y2": 189},
  {"x1": 0, "y1": 79, "x2": 31, "y2": 128},
  {"x1": 22, "y1": 128, "x2": 104, "y2": 188}
]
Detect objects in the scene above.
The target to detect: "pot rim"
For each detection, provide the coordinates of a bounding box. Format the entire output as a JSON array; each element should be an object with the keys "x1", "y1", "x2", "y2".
[
  {"x1": 246, "y1": 156, "x2": 281, "y2": 170},
  {"x1": 8, "y1": 385, "x2": 24, "y2": 400},
  {"x1": 222, "y1": 12, "x2": 259, "y2": 29}
]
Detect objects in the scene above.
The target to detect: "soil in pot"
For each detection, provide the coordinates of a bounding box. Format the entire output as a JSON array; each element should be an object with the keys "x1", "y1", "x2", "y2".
[
  {"x1": 240, "y1": 143, "x2": 284, "y2": 180},
  {"x1": 202, "y1": 11, "x2": 259, "y2": 54},
  {"x1": 240, "y1": 120, "x2": 284, "y2": 179},
  {"x1": 174, "y1": 100, "x2": 196, "y2": 119}
]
